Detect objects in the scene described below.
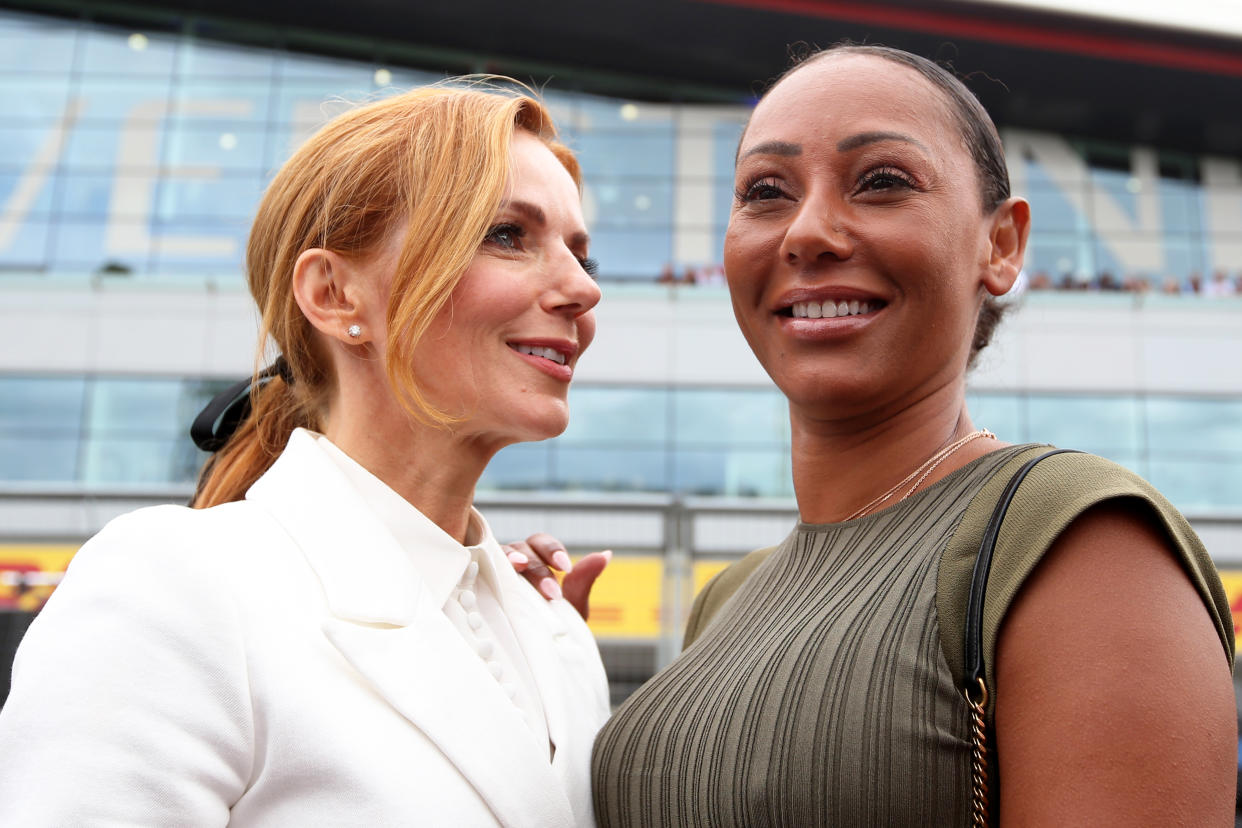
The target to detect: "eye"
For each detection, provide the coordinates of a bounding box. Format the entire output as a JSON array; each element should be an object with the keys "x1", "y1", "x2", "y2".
[
  {"x1": 484, "y1": 222, "x2": 524, "y2": 249},
  {"x1": 578, "y1": 256, "x2": 600, "y2": 278},
  {"x1": 735, "y1": 176, "x2": 788, "y2": 204},
  {"x1": 856, "y1": 166, "x2": 917, "y2": 193}
]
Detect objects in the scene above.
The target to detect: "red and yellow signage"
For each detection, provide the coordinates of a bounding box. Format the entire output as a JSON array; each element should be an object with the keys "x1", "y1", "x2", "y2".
[
  {"x1": 1217, "y1": 570, "x2": 1242, "y2": 638},
  {"x1": 8, "y1": 550, "x2": 1242, "y2": 648},
  {"x1": 583, "y1": 555, "x2": 664, "y2": 639},
  {"x1": 0, "y1": 545, "x2": 78, "y2": 613}
]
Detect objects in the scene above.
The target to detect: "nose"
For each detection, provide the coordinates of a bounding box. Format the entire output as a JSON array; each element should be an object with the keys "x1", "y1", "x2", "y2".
[
  {"x1": 779, "y1": 196, "x2": 854, "y2": 265},
  {"x1": 546, "y1": 251, "x2": 602, "y2": 319}
]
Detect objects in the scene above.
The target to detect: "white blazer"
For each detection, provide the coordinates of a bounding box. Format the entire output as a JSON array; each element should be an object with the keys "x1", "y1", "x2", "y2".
[{"x1": 0, "y1": 431, "x2": 611, "y2": 827}]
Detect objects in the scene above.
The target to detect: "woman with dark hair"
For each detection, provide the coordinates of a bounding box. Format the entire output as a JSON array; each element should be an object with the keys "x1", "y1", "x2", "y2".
[
  {"x1": 583, "y1": 45, "x2": 1236, "y2": 825},
  {"x1": 0, "y1": 83, "x2": 610, "y2": 826}
]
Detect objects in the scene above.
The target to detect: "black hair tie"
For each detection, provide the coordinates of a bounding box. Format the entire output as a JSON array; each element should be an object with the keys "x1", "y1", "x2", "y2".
[{"x1": 190, "y1": 356, "x2": 294, "y2": 452}]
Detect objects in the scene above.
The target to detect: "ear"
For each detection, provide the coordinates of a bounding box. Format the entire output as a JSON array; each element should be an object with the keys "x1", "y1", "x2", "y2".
[
  {"x1": 981, "y1": 197, "x2": 1031, "y2": 297},
  {"x1": 292, "y1": 248, "x2": 371, "y2": 345}
]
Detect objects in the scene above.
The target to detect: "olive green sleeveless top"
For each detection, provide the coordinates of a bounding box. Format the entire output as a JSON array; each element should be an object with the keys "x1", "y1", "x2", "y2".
[{"x1": 591, "y1": 445, "x2": 1233, "y2": 827}]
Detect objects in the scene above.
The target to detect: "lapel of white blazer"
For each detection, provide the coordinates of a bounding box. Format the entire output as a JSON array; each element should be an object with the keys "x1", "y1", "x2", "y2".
[
  {"x1": 487, "y1": 547, "x2": 606, "y2": 793},
  {"x1": 246, "y1": 431, "x2": 577, "y2": 828}
]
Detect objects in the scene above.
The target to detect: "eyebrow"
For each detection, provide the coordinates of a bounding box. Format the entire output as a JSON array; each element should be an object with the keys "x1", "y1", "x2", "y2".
[
  {"x1": 503, "y1": 199, "x2": 590, "y2": 249},
  {"x1": 835, "y1": 131, "x2": 929, "y2": 153},
  {"x1": 738, "y1": 140, "x2": 802, "y2": 161}
]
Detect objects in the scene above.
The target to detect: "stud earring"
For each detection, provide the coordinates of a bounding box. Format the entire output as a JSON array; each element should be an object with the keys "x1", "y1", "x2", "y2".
[{"x1": 347, "y1": 325, "x2": 361, "y2": 338}]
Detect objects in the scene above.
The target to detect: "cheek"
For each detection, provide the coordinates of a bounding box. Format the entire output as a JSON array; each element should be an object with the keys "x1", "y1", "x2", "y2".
[{"x1": 723, "y1": 221, "x2": 780, "y2": 292}]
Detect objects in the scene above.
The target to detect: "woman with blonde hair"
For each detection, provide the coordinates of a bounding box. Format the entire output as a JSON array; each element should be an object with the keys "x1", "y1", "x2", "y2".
[{"x1": 0, "y1": 82, "x2": 610, "y2": 826}]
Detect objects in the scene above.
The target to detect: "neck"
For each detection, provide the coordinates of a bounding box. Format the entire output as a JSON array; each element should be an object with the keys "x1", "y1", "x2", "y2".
[
  {"x1": 790, "y1": 382, "x2": 999, "y2": 523},
  {"x1": 324, "y1": 405, "x2": 497, "y2": 545}
]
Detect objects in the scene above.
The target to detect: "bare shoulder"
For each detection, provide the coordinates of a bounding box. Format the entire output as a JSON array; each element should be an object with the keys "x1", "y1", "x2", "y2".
[{"x1": 995, "y1": 500, "x2": 1236, "y2": 825}]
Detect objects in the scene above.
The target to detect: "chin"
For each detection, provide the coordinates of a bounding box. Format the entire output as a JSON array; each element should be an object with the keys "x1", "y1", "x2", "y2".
[{"x1": 502, "y1": 403, "x2": 571, "y2": 444}]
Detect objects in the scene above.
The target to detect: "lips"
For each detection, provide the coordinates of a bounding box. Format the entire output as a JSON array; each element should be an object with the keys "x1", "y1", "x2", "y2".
[
  {"x1": 506, "y1": 339, "x2": 578, "y2": 381},
  {"x1": 774, "y1": 286, "x2": 888, "y2": 319},
  {"x1": 787, "y1": 298, "x2": 878, "y2": 318},
  {"x1": 510, "y1": 343, "x2": 568, "y2": 365}
]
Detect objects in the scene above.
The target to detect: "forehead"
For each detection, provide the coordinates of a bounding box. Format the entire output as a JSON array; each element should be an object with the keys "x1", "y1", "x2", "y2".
[
  {"x1": 507, "y1": 132, "x2": 580, "y2": 205},
  {"x1": 745, "y1": 54, "x2": 962, "y2": 153}
]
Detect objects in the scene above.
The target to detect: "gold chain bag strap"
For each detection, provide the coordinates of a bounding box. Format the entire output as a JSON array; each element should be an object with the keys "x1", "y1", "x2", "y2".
[{"x1": 962, "y1": 449, "x2": 1079, "y2": 825}]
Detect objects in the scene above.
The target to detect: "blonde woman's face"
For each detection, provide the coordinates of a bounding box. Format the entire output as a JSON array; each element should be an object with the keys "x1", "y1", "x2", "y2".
[{"x1": 411, "y1": 131, "x2": 600, "y2": 447}]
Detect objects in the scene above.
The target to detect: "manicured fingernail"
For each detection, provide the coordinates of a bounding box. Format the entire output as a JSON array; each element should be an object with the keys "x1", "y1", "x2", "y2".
[
  {"x1": 507, "y1": 551, "x2": 528, "y2": 567},
  {"x1": 539, "y1": 577, "x2": 562, "y2": 601},
  {"x1": 601, "y1": 549, "x2": 613, "y2": 562},
  {"x1": 552, "y1": 551, "x2": 573, "y2": 572}
]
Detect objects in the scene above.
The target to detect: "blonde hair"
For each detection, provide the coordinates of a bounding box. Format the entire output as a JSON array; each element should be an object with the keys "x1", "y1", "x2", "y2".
[{"x1": 193, "y1": 81, "x2": 579, "y2": 508}]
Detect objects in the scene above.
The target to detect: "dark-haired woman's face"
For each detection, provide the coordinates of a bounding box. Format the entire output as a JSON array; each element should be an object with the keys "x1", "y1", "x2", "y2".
[{"x1": 724, "y1": 54, "x2": 1011, "y2": 419}]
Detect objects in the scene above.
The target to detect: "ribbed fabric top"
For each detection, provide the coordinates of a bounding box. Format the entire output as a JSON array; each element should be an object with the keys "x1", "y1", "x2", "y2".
[{"x1": 590, "y1": 445, "x2": 1233, "y2": 827}]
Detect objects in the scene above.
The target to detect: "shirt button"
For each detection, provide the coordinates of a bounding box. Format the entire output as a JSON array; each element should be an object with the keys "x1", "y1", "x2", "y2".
[
  {"x1": 476, "y1": 639, "x2": 494, "y2": 659},
  {"x1": 467, "y1": 612, "x2": 484, "y2": 630},
  {"x1": 501, "y1": 681, "x2": 518, "y2": 698},
  {"x1": 459, "y1": 590, "x2": 477, "y2": 610},
  {"x1": 487, "y1": 661, "x2": 503, "y2": 679},
  {"x1": 466, "y1": 561, "x2": 479, "y2": 579}
]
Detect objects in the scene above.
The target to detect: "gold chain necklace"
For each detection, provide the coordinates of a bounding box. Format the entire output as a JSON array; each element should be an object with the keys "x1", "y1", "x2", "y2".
[{"x1": 845, "y1": 428, "x2": 993, "y2": 521}]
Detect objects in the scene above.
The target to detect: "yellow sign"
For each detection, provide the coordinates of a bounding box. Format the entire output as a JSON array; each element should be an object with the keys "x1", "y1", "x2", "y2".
[
  {"x1": 13, "y1": 553, "x2": 1242, "y2": 648},
  {"x1": 583, "y1": 555, "x2": 664, "y2": 639},
  {"x1": 692, "y1": 559, "x2": 732, "y2": 597},
  {"x1": 0, "y1": 545, "x2": 78, "y2": 613},
  {"x1": 1217, "y1": 570, "x2": 1242, "y2": 638}
]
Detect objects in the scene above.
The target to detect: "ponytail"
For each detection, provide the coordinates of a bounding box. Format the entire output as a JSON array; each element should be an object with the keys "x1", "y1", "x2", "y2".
[{"x1": 191, "y1": 369, "x2": 320, "y2": 508}]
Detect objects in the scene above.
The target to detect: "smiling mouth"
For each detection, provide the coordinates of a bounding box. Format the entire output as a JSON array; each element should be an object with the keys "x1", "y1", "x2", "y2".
[
  {"x1": 782, "y1": 299, "x2": 883, "y2": 319},
  {"x1": 509, "y1": 343, "x2": 568, "y2": 365}
]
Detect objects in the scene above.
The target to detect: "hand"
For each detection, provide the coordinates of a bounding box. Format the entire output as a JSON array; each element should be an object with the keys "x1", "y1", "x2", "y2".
[{"x1": 502, "y1": 532, "x2": 611, "y2": 621}]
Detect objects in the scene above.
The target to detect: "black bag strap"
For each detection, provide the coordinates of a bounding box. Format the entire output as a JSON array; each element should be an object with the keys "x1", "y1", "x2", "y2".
[
  {"x1": 964, "y1": 448, "x2": 1080, "y2": 688},
  {"x1": 962, "y1": 447, "x2": 1080, "y2": 826}
]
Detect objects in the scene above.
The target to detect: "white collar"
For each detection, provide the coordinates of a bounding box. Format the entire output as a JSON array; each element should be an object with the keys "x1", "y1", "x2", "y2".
[
  {"x1": 246, "y1": 428, "x2": 512, "y2": 623},
  {"x1": 305, "y1": 430, "x2": 510, "y2": 611}
]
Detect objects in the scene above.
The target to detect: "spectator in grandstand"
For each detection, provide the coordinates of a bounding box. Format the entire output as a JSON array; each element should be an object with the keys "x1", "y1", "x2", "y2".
[
  {"x1": 1205, "y1": 268, "x2": 1239, "y2": 297},
  {"x1": 0, "y1": 82, "x2": 611, "y2": 826},
  {"x1": 1027, "y1": 268, "x2": 1053, "y2": 290},
  {"x1": 526, "y1": 44, "x2": 1237, "y2": 826}
]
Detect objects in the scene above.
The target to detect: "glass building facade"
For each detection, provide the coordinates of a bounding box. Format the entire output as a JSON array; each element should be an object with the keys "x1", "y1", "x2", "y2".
[
  {"x1": 3, "y1": 373, "x2": 1242, "y2": 513},
  {"x1": 2, "y1": 7, "x2": 1241, "y2": 513}
]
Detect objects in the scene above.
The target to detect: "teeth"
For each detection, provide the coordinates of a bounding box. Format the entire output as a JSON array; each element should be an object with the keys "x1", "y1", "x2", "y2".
[
  {"x1": 790, "y1": 300, "x2": 874, "y2": 319},
  {"x1": 514, "y1": 344, "x2": 567, "y2": 365}
]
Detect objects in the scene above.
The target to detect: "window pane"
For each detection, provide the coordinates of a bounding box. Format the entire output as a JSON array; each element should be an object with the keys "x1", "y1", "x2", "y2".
[
  {"x1": 81, "y1": 436, "x2": 194, "y2": 485},
  {"x1": 1147, "y1": 459, "x2": 1242, "y2": 512},
  {"x1": 481, "y1": 443, "x2": 553, "y2": 491},
  {"x1": 560, "y1": 387, "x2": 668, "y2": 446},
  {"x1": 1025, "y1": 393, "x2": 1141, "y2": 461},
  {"x1": 588, "y1": 229, "x2": 671, "y2": 279},
  {"x1": 673, "y1": 449, "x2": 790, "y2": 497},
  {"x1": 88, "y1": 378, "x2": 185, "y2": 437},
  {"x1": 0, "y1": 376, "x2": 85, "y2": 435},
  {"x1": 0, "y1": 375, "x2": 85, "y2": 482},
  {"x1": 1146, "y1": 397, "x2": 1242, "y2": 455},
  {"x1": 966, "y1": 392, "x2": 1023, "y2": 443},
  {"x1": 553, "y1": 447, "x2": 667, "y2": 492},
  {"x1": 0, "y1": 15, "x2": 77, "y2": 73},
  {"x1": 0, "y1": 78, "x2": 72, "y2": 121},
  {"x1": 0, "y1": 437, "x2": 79, "y2": 482},
  {"x1": 673, "y1": 388, "x2": 787, "y2": 447},
  {"x1": 79, "y1": 26, "x2": 178, "y2": 75}
]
